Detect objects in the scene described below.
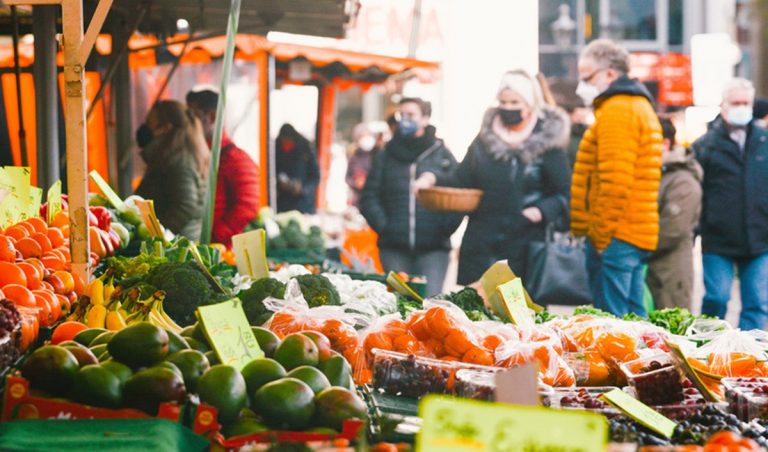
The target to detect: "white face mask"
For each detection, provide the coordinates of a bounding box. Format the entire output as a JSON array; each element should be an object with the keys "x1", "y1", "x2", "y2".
[
  {"x1": 576, "y1": 81, "x2": 601, "y2": 107},
  {"x1": 727, "y1": 106, "x2": 753, "y2": 127},
  {"x1": 358, "y1": 135, "x2": 376, "y2": 152}
]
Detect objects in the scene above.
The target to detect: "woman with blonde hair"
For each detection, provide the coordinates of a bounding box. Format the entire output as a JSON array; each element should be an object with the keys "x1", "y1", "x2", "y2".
[
  {"x1": 416, "y1": 70, "x2": 571, "y2": 284},
  {"x1": 136, "y1": 100, "x2": 210, "y2": 240}
]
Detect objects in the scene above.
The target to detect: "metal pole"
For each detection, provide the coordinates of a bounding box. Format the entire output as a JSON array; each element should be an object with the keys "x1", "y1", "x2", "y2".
[
  {"x1": 267, "y1": 53, "x2": 276, "y2": 210},
  {"x1": 10, "y1": 6, "x2": 29, "y2": 168},
  {"x1": 113, "y1": 25, "x2": 134, "y2": 197},
  {"x1": 201, "y1": 0, "x2": 242, "y2": 244},
  {"x1": 33, "y1": 5, "x2": 60, "y2": 188},
  {"x1": 407, "y1": 0, "x2": 422, "y2": 58}
]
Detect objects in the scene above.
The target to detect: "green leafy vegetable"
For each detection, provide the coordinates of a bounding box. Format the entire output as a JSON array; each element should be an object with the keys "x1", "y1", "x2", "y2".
[
  {"x1": 294, "y1": 274, "x2": 340, "y2": 308},
  {"x1": 573, "y1": 305, "x2": 616, "y2": 318},
  {"x1": 434, "y1": 287, "x2": 496, "y2": 321},
  {"x1": 237, "y1": 278, "x2": 287, "y2": 326}
]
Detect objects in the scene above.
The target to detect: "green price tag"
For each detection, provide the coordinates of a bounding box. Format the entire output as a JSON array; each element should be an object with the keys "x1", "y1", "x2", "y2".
[
  {"x1": 29, "y1": 187, "x2": 42, "y2": 220},
  {"x1": 46, "y1": 180, "x2": 62, "y2": 225},
  {"x1": 231, "y1": 229, "x2": 269, "y2": 280},
  {"x1": 665, "y1": 339, "x2": 721, "y2": 402},
  {"x1": 417, "y1": 395, "x2": 607, "y2": 452},
  {"x1": 89, "y1": 170, "x2": 124, "y2": 209},
  {"x1": 386, "y1": 271, "x2": 424, "y2": 303},
  {"x1": 497, "y1": 278, "x2": 534, "y2": 328},
  {"x1": 134, "y1": 199, "x2": 165, "y2": 238},
  {"x1": 197, "y1": 299, "x2": 264, "y2": 370},
  {"x1": 600, "y1": 388, "x2": 677, "y2": 438}
]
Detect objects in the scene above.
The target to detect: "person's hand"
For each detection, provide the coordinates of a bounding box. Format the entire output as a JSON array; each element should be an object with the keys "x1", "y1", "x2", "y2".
[
  {"x1": 412, "y1": 172, "x2": 437, "y2": 192},
  {"x1": 522, "y1": 207, "x2": 543, "y2": 223},
  {"x1": 290, "y1": 180, "x2": 303, "y2": 195}
]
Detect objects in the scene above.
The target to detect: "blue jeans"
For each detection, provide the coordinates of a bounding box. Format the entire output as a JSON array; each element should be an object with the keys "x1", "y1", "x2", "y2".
[
  {"x1": 586, "y1": 239, "x2": 650, "y2": 317},
  {"x1": 702, "y1": 252, "x2": 768, "y2": 331}
]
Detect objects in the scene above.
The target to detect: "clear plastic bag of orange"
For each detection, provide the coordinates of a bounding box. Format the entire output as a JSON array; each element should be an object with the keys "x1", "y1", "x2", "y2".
[
  {"x1": 691, "y1": 329, "x2": 768, "y2": 378},
  {"x1": 495, "y1": 326, "x2": 576, "y2": 387}
]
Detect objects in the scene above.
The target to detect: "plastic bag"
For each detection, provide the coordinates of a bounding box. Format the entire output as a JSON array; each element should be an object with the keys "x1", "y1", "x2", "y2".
[
  {"x1": 495, "y1": 325, "x2": 575, "y2": 387},
  {"x1": 689, "y1": 329, "x2": 768, "y2": 378},
  {"x1": 321, "y1": 273, "x2": 398, "y2": 316}
]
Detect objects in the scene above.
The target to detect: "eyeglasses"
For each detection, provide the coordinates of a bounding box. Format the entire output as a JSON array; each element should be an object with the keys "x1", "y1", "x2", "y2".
[{"x1": 580, "y1": 68, "x2": 605, "y2": 84}]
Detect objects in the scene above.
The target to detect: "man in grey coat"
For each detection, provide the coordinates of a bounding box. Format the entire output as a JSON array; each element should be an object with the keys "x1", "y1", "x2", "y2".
[{"x1": 646, "y1": 118, "x2": 702, "y2": 310}]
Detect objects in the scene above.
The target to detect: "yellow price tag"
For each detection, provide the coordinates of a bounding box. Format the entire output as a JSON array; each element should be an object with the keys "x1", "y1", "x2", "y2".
[
  {"x1": 89, "y1": 170, "x2": 124, "y2": 209},
  {"x1": 47, "y1": 180, "x2": 63, "y2": 225},
  {"x1": 134, "y1": 199, "x2": 165, "y2": 238},
  {"x1": 29, "y1": 187, "x2": 42, "y2": 220},
  {"x1": 197, "y1": 299, "x2": 264, "y2": 370},
  {"x1": 417, "y1": 395, "x2": 607, "y2": 452},
  {"x1": 497, "y1": 278, "x2": 534, "y2": 328},
  {"x1": 386, "y1": 271, "x2": 423, "y2": 303},
  {"x1": 600, "y1": 388, "x2": 677, "y2": 438},
  {"x1": 231, "y1": 229, "x2": 269, "y2": 280}
]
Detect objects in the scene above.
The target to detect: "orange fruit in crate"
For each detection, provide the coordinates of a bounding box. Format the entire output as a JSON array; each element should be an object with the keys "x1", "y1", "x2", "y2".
[
  {"x1": 444, "y1": 330, "x2": 474, "y2": 358},
  {"x1": 5, "y1": 225, "x2": 29, "y2": 241},
  {"x1": 50, "y1": 321, "x2": 88, "y2": 344},
  {"x1": 51, "y1": 211, "x2": 69, "y2": 229},
  {"x1": 0, "y1": 235, "x2": 16, "y2": 262},
  {"x1": 15, "y1": 238, "x2": 42, "y2": 259},
  {"x1": 30, "y1": 233, "x2": 53, "y2": 254},
  {"x1": 17, "y1": 222, "x2": 36, "y2": 236},
  {"x1": 32, "y1": 293, "x2": 52, "y2": 326},
  {"x1": 52, "y1": 271, "x2": 75, "y2": 294},
  {"x1": 41, "y1": 254, "x2": 66, "y2": 271},
  {"x1": 0, "y1": 262, "x2": 27, "y2": 288},
  {"x1": 424, "y1": 307, "x2": 456, "y2": 340},
  {"x1": 3, "y1": 284, "x2": 37, "y2": 308},
  {"x1": 17, "y1": 262, "x2": 41, "y2": 290},
  {"x1": 24, "y1": 217, "x2": 47, "y2": 234},
  {"x1": 55, "y1": 293, "x2": 70, "y2": 313},
  {"x1": 33, "y1": 289, "x2": 60, "y2": 322},
  {"x1": 46, "y1": 228, "x2": 66, "y2": 248}
]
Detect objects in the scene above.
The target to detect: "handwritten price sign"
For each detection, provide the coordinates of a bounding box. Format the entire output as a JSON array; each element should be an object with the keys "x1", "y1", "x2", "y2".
[
  {"x1": 197, "y1": 299, "x2": 264, "y2": 370},
  {"x1": 417, "y1": 396, "x2": 607, "y2": 452},
  {"x1": 497, "y1": 278, "x2": 534, "y2": 328}
]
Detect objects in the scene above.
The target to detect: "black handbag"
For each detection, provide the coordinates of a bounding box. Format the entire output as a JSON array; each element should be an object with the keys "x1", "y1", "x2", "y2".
[{"x1": 525, "y1": 226, "x2": 592, "y2": 306}]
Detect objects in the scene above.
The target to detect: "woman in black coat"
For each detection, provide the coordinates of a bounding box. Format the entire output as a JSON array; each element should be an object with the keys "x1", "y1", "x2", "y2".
[
  {"x1": 419, "y1": 70, "x2": 571, "y2": 284},
  {"x1": 360, "y1": 97, "x2": 462, "y2": 296},
  {"x1": 275, "y1": 124, "x2": 320, "y2": 214}
]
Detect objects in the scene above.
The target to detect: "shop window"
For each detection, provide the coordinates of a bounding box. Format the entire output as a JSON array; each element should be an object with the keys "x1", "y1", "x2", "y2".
[
  {"x1": 668, "y1": 0, "x2": 683, "y2": 46},
  {"x1": 605, "y1": 0, "x2": 657, "y2": 41}
]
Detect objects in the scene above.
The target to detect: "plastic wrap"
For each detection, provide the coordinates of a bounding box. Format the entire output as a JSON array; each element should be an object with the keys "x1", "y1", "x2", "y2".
[
  {"x1": 495, "y1": 326, "x2": 575, "y2": 387},
  {"x1": 688, "y1": 329, "x2": 768, "y2": 378}
]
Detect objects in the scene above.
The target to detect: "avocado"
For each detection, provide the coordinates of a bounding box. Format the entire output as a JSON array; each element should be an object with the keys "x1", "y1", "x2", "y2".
[
  {"x1": 61, "y1": 344, "x2": 99, "y2": 367},
  {"x1": 20, "y1": 346, "x2": 79, "y2": 395},
  {"x1": 108, "y1": 322, "x2": 169, "y2": 369},
  {"x1": 165, "y1": 350, "x2": 210, "y2": 392},
  {"x1": 205, "y1": 350, "x2": 220, "y2": 365},
  {"x1": 285, "y1": 366, "x2": 330, "y2": 395},
  {"x1": 313, "y1": 387, "x2": 367, "y2": 431},
  {"x1": 123, "y1": 367, "x2": 186, "y2": 415},
  {"x1": 100, "y1": 360, "x2": 133, "y2": 385},
  {"x1": 223, "y1": 418, "x2": 269, "y2": 438},
  {"x1": 73, "y1": 328, "x2": 108, "y2": 346},
  {"x1": 317, "y1": 354, "x2": 353, "y2": 388},
  {"x1": 252, "y1": 378, "x2": 315, "y2": 430},
  {"x1": 180, "y1": 325, "x2": 196, "y2": 338},
  {"x1": 154, "y1": 361, "x2": 183, "y2": 379},
  {"x1": 88, "y1": 331, "x2": 116, "y2": 347},
  {"x1": 89, "y1": 344, "x2": 108, "y2": 357},
  {"x1": 185, "y1": 337, "x2": 211, "y2": 353},
  {"x1": 165, "y1": 329, "x2": 191, "y2": 354},
  {"x1": 251, "y1": 327, "x2": 280, "y2": 358},
  {"x1": 71, "y1": 365, "x2": 122, "y2": 408},
  {"x1": 197, "y1": 365, "x2": 248, "y2": 425},
  {"x1": 241, "y1": 358, "x2": 286, "y2": 394},
  {"x1": 273, "y1": 334, "x2": 319, "y2": 371}
]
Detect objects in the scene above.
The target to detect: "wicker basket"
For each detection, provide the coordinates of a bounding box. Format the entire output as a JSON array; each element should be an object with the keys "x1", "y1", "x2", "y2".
[{"x1": 416, "y1": 186, "x2": 484, "y2": 213}]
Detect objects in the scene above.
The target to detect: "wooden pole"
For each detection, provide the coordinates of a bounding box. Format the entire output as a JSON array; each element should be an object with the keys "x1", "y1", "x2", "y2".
[{"x1": 201, "y1": 0, "x2": 242, "y2": 244}]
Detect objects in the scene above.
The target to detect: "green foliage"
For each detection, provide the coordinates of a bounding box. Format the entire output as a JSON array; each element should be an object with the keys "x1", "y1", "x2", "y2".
[
  {"x1": 238, "y1": 278, "x2": 287, "y2": 326},
  {"x1": 294, "y1": 274, "x2": 341, "y2": 308}
]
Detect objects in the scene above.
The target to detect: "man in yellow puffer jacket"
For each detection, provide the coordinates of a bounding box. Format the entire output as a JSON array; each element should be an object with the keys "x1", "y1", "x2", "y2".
[{"x1": 571, "y1": 39, "x2": 663, "y2": 317}]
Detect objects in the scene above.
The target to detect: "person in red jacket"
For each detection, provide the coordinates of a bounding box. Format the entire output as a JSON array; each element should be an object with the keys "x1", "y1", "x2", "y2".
[{"x1": 187, "y1": 88, "x2": 260, "y2": 247}]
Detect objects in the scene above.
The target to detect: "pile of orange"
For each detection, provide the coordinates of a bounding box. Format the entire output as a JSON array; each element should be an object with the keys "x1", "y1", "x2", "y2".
[
  {"x1": 688, "y1": 352, "x2": 768, "y2": 379},
  {"x1": 0, "y1": 217, "x2": 87, "y2": 351}
]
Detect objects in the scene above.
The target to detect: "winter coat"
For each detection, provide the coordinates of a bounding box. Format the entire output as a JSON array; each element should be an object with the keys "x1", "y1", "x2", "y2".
[
  {"x1": 441, "y1": 105, "x2": 571, "y2": 285},
  {"x1": 136, "y1": 153, "x2": 206, "y2": 241},
  {"x1": 276, "y1": 137, "x2": 320, "y2": 214},
  {"x1": 646, "y1": 148, "x2": 703, "y2": 310},
  {"x1": 571, "y1": 75, "x2": 663, "y2": 251},
  {"x1": 212, "y1": 137, "x2": 260, "y2": 247},
  {"x1": 360, "y1": 126, "x2": 462, "y2": 252},
  {"x1": 691, "y1": 117, "x2": 768, "y2": 257}
]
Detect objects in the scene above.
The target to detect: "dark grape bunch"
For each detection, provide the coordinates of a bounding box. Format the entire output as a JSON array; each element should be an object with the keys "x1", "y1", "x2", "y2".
[
  {"x1": 559, "y1": 388, "x2": 609, "y2": 409},
  {"x1": 454, "y1": 372, "x2": 495, "y2": 401},
  {"x1": 632, "y1": 360, "x2": 684, "y2": 406},
  {"x1": 0, "y1": 299, "x2": 21, "y2": 369},
  {"x1": 373, "y1": 354, "x2": 452, "y2": 399},
  {"x1": 609, "y1": 404, "x2": 768, "y2": 448}
]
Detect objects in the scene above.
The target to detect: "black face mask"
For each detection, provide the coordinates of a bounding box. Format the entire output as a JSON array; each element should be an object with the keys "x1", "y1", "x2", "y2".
[
  {"x1": 498, "y1": 108, "x2": 524, "y2": 126},
  {"x1": 136, "y1": 123, "x2": 153, "y2": 148}
]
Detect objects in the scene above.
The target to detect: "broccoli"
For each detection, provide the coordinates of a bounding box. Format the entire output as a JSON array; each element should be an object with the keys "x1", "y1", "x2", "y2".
[
  {"x1": 268, "y1": 235, "x2": 288, "y2": 250},
  {"x1": 237, "y1": 278, "x2": 287, "y2": 326},
  {"x1": 283, "y1": 221, "x2": 309, "y2": 249},
  {"x1": 307, "y1": 227, "x2": 324, "y2": 251},
  {"x1": 145, "y1": 261, "x2": 227, "y2": 326},
  {"x1": 106, "y1": 254, "x2": 168, "y2": 279},
  {"x1": 434, "y1": 287, "x2": 496, "y2": 321},
  {"x1": 294, "y1": 274, "x2": 340, "y2": 308}
]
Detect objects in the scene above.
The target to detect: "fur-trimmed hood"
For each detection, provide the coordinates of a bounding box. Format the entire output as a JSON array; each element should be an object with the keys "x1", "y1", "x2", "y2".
[{"x1": 477, "y1": 105, "x2": 570, "y2": 163}]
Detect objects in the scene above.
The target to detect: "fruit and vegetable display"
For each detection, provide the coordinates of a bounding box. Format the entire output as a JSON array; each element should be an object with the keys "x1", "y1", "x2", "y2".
[{"x1": 246, "y1": 209, "x2": 325, "y2": 255}]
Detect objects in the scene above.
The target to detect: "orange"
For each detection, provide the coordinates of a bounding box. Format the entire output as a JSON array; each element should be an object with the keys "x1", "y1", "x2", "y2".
[
  {"x1": 584, "y1": 351, "x2": 612, "y2": 386},
  {"x1": 55, "y1": 293, "x2": 71, "y2": 313},
  {"x1": 30, "y1": 233, "x2": 53, "y2": 254},
  {"x1": 3, "y1": 284, "x2": 37, "y2": 308},
  {"x1": 424, "y1": 338, "x2": 445, "y2": 358},
  {"x1": 72, "y1": 272, "x2": 86, "y2": 296},
  {"x1": 597, "y1": 332, "x2": 637, "y2": 363},
  {"x1": 45, "y1": 273, "x2": 66, "y2": 295},
  {"x1": 50, "y1": 321, "x2": 88, "y2": 344},
  {"x1": 46, "y1": 228, "x2": 66, "y2": 248},
  {"x1": 382, "y1": 319, "x2": 408, "y2": 337},
  {"x1": 51, "y1": 211, "x2": 69, "y2": 229},
  {"x1": 60, "y1": 225, "x2": 70, "y2": 239},
  {"x1": 462, "y1": 347, "x2": 494, "y2": 366},
  {"x1": 24, "y1": 259, "x2": 46, "y2": 279},
  {"x1": 363, "y1": 332, "x2": 394, "y2": 354},
  {"x1": 424, "y1": 307, "x2": 456, "y2": 340},
  {"x1": 16, "y1": 222, "x2": 36, "y2": 236},
  {"x1": 16, "y1": 262, "x2": 41, "y2": 290},
  {"x1": 41, "y1": 254, "x2": 66, "y2": 271},
  {"x1": 4, "y1": 225, "x2": 29, "y2": 241},
  {"x1": 32, "y1": 293, "x2": 52, "y2": 326},
  {"x1": 405, "y1": 311, "x2": 430, "y2": 341},
  {"x1": 444, "y1": 330, "x2": 474, "y2": 358},
  {"x1": 15, "y1": 238, "x2": 42, "y2": 259},
  {"x1": 0, "y1": 235, "x2": 16, "y2": 262},
  {"x1": 0, "y1": 262, "x2": 27, "y2": 288},
  {"x1": 52, "y1": 271, "x2": 75, "y2": 294},
  {"x1": 482, "y1": 334, "x2": 503, "y2": 352},
  {"x1": 24, "y1": 218, "x2": 47, "y2": 234},
  {"x1": 33, "y1": 290, "x2": 60, "y2": 322},
  {"x1": 392, "y1": 333, "x2": 418, "y2": 354}
]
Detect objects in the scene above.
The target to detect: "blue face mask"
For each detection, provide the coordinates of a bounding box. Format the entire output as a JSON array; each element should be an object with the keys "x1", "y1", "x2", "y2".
[{"x1": 398, "y1": 118, "x2": 419, "y2": 137}]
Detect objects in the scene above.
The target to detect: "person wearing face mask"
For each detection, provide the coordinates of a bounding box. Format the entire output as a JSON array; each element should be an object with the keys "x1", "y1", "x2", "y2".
[
  {"x1": 135, "y1": 100, "x2": 210, "y2": 241},
  {"x1": 360, "y1": 97, "x2": 461, "y2": 296},
  {"x1": 346, "y1": 123, "x2": 381, "y2": 207},
  {"x1": 690, "y1": 78, "x2": 768, "y2": 330},
  {"x1": 570, "y1": 39, "x2": 663, "y2": 318},
  {"x1": 415, "y1": 70, "x2": 571, "y2": 285},
  {"x1": 275, "y1": 124, "x2": 320, "y2": 214},
  {"x1": 645, "y1": 118, "x2": 702, "y2": 311}
]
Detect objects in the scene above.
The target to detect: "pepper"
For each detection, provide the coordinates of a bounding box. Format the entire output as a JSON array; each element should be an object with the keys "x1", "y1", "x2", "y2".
[{"x1": 89, "y1": 206, "x2": 112, "y2": 231}]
